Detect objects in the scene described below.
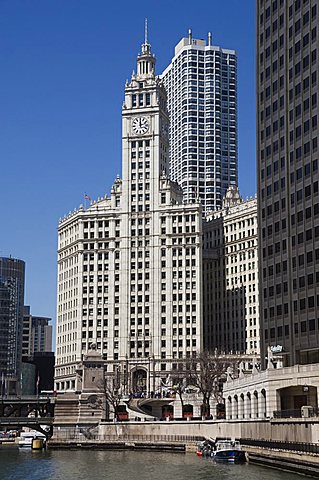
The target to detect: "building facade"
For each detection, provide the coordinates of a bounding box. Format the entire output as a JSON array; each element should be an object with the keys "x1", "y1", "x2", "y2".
[
  {"x1": 203, "y1": 187, "x2": 259, "y2": 355},
  {"x1": 162, "y1": 30, "x2": 237, "y2": 215},
  {"x1": 223, "y1": 357, "x2": 319, "y2": 422},
  {"x1": 257, "y1": 0, "x2": 319, "y2": 366},
  {"x1": 22, "y1": 306, "x2": 52, "y2": 360},
  {"x1": 0, "y1": 257, "x2": 25, "y2": 395},
  {"x1": 55, "y1": 33, "x2": 203, "y2": 393}
]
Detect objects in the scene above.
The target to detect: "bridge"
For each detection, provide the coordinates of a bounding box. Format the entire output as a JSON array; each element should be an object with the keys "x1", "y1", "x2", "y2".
[{"x1": 0, "y1": 395, "x2": 55, "y2": 437}]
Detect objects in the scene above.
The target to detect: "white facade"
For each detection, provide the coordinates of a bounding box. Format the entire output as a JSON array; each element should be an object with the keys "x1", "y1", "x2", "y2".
[
  {"x1": 55, "y1": 34, "x2": 203, "y2": 393},
  {"x1": 162, "y1": 30, "x2": 237, "y2": 215},
  {"x1": 223, "y1": 359, "x2": 319, "y2": 421},
  {"x1": 203, "y1": 187, "x2": 259, "y2": 355}
]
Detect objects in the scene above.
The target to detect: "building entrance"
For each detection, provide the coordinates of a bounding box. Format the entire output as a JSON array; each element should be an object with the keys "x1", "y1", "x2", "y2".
[{"x1": 132, "y1": 369, "x2": 147, "y2": 394}]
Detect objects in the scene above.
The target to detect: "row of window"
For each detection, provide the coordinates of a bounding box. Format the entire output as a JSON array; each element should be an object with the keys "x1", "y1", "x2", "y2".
[
  {"x1": 265, "y1": 319, "x2": 318, "y2": 341},
  {"x1": 260, "y1": 2, "x2": 316, "y2": 31},
  {"x1": 262, "y1": 183, "x2": 319, "y2": 220},
  {"x1": 262, "y1": 162, "x2": 318, "y2": 199},
  {"x1": 264, "y1": 267, "x2": 319, "y2": 299},
  {"x1": 262, "y1": 105, "x2": 317, "y2": 142},
  {"x1": 131, "y1": 161, "x2": 150, "y2": 170},
  {"x1": 131, "y1": 93, "x2": 151, "y2": 108},
  {"x1": 84, "y1": 220, "x2": 120, "y2": 229},
  {"x1": 260, "y1": 72, "x2": 317, "y2": 108},
  {"x1": 131, "y1": 150, "x2": 150, "y2": 159}
]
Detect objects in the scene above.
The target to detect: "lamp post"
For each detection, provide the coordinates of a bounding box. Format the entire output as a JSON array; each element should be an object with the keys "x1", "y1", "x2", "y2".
[
  {"x1": 1, "y1": 371, "x2": 4, "y2": 400},
  {"x1": 1, "y1": 372, "x2": 4, "y2": 417},
  {"x1": 303, "y1": 385, "x2": 310, "y2": 405}
]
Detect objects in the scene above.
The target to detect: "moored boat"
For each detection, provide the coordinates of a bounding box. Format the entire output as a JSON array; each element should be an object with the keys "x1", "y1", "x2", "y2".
[
  {"x1": 212, "y1": 439, "x2": 247, "y2": 463},
  {"x1": 196, "y1": 440, "x2": 214, "y2": 457},
  {"x1": 18, "y1": 431, "x2": 46, "y2": 448}
]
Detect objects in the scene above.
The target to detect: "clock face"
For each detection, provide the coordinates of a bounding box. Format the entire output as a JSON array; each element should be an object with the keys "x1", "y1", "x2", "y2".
[{"x1": 132, "y1": 117, "x2": 149, "y2": 135}]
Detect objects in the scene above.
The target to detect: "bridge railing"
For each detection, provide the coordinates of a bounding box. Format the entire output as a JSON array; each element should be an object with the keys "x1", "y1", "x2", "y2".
[
  {"x1": 0, "y1": 395, "x2": 55, "y2": 403},
  {"x1": 0, "y1": 417, "x2": 54, "y2": 425}
]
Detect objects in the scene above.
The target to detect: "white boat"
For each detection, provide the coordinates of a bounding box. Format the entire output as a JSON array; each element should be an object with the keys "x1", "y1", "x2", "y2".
[
  {"x1": 212, "y1": 439, "x2": 247, "y2": 463},
  {"x1": 18, "y1": 430, "x2": 46, "y2": 448}
]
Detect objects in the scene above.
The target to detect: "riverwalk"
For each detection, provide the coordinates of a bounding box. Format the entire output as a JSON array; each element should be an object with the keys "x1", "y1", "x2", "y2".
[{"x1": 50, "y1": 420, "x2": 319, "y2": 476}]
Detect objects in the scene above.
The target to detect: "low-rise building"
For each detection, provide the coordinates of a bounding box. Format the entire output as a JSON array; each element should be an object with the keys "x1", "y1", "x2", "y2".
[{"x1": 223, "y1": 350, "x2": 319, "y2": 421}]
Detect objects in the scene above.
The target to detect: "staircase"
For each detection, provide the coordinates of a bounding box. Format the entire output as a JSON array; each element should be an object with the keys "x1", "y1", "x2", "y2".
[
  {"x1": 126, "y1": 397, "x2": 175, "y2": 420},
  {"x1": 125, "y1": 398, "x2": 156, "y2": 420},
  {"x1": 53, "y1": 393, "x2": 79, "y2": 425},
  {"x1": 53, "y1": 392, "x2": 104, "y2": 426}
]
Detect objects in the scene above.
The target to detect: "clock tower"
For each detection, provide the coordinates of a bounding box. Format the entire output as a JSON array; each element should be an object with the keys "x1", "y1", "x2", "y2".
[{"x1": 122, "y1": 22, "x2": 170, "y2": 212}]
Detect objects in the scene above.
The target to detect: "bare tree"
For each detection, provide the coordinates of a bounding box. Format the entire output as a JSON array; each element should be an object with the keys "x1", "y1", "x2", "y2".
[
  {"x1": 188, "y1": 351, "x2": 235, "y2": 417},
  {"x1": 171, "y1": 360, "x2": 197, "y2": 417},
  {"x1": 172, "y1": 375, "x2": 186, "y2": 414},
  {"x1": 96, "y1": 371, "x2": 122, "y2": 421}
]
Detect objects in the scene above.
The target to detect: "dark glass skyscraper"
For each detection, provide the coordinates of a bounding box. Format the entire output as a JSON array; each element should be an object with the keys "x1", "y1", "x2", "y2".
[
  {"x1": 0, "y1": 257, "x2": 25, "y2": 394},
  {"x1": 257, "y1": 0, "x2": 319, "y2": 366}
]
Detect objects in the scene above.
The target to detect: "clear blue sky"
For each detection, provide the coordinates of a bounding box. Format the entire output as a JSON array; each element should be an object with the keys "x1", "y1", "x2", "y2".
[{"x1": 0, "y1": 0, "x2": 256, "y2": 340}]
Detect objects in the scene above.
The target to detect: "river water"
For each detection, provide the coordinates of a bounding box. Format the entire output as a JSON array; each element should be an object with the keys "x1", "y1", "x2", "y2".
[{"x1": 0, "y1": 447, "x2": 315, "y2": 480}]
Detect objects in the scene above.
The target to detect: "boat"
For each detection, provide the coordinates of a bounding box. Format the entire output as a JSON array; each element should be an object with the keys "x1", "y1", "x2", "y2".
[
  {"x1": 196, "y1": 440, "x2": 214, "y2": 457},
  {"x1": 212, "y1": 439, "x2": 247, "y2": 463},
  {"x1": 18, "y1": 430, "x2": 46, "y2": 448}
]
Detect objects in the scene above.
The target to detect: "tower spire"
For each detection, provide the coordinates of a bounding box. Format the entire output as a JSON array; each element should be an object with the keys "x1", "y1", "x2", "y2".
[
  {"x1": 142, "y1": 18, "x2": 151, "y2": 55},
  {"x1": 145, "y1": 18, "x2": 148, "y2": 45},
  {"x1": 137, "y1": 18, "x2": 155, "y2": 77}
]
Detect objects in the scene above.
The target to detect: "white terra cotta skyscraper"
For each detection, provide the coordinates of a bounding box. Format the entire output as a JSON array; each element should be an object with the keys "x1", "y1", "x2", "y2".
[{"x1": 54, "y1": 27, "x2": 203, "y2": 395}]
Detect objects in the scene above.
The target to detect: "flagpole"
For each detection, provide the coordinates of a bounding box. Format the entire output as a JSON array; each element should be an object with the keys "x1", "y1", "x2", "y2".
[{"x1": 84, "y1": 193, "x2": 91, "y2": 209}]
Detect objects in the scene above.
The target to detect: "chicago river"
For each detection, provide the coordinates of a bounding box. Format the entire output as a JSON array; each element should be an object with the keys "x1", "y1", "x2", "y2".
[{"x1": 0, "y1": 448, "x2": 317, "y2": 480}]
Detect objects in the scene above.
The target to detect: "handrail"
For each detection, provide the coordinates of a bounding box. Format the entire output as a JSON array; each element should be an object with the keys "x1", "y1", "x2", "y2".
[
  {"x1": 51, "y1": 432, "x2": 205, "y2": 443},
  {"x1": 273, "y1": 408, "x2": 319, "y2": 419},
  {"x1": 240, "y1": 437, "x2": 319, "y2": 454},
  {"x1": 0, "y1": 417, "x2": 53, "y2": 424}
]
